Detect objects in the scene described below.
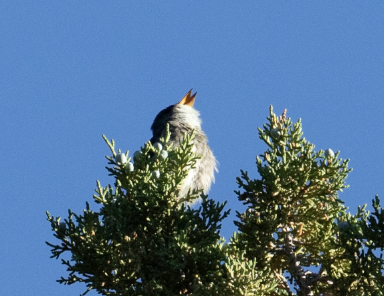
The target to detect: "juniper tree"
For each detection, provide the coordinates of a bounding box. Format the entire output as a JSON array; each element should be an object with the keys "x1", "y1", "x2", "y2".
[
  {"x1": 47, "y1": 107, "x2": 384, "y2": 296},
  {"x1": 47, "y1": 127, "x2": 231, "y2": 296},
  {"x1": 233, "y1": 107, "x2": 384, "y2": 295}
]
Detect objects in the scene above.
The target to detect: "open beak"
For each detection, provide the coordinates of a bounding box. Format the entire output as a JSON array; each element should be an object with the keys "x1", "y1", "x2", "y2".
[{"x1": 178, "y1": 89, "x2": 197, "y2": 107}]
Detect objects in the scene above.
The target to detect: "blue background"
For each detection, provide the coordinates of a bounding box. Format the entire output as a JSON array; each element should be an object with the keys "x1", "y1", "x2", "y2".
[{"x1": 1, "y1": 2, "x2": 383, "y2": 295}]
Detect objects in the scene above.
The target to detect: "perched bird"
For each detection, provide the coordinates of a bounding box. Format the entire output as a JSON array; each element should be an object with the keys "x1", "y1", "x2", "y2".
[{"x1": 150, "y1": 89, "x2": 217, "y2": 199}]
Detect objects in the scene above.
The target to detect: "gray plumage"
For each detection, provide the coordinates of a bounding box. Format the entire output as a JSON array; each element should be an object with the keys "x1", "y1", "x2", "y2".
[{"x1": 150, "y1": 90, "x2": 217, "y2": 199}]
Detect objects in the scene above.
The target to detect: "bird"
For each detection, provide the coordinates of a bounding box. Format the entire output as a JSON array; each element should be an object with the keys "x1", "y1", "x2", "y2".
[{"x1": 150, "y1": 89, "x2": 217, "y2": 200}]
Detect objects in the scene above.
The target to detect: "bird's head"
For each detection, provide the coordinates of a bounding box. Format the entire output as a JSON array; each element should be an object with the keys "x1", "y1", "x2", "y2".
[{"x1": 151, "y1": 90, "x2": 202, "y2": 139}]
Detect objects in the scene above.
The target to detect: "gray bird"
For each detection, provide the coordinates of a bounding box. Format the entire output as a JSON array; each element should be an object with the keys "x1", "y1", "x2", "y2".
[{"x1": 150, "y1": 89, "x2": 217, "y2": 199}]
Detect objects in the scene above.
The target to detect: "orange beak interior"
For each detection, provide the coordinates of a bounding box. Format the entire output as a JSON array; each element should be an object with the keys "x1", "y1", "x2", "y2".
[{"x1": 178, "y1": 89, "x2": 197, "y2": 107}]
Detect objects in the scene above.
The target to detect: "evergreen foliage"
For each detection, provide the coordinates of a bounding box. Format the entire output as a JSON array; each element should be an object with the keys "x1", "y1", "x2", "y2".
[{"x1": 47, "y1": 107, "x2": 384, "y2": 295}]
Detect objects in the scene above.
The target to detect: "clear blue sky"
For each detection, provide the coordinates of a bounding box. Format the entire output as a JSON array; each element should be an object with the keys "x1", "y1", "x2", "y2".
[{"x1": 1, "y1": 2, "x2": 384, "y2": 295}]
